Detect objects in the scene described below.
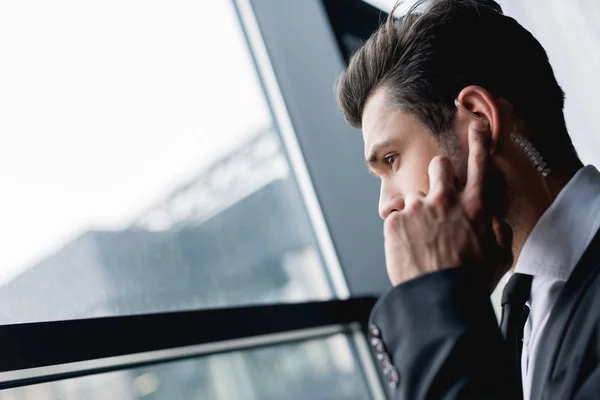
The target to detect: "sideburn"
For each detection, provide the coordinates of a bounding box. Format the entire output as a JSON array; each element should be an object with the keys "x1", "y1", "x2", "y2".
[
  {"x1": 437, "y1": 130, "x2": 510, "y2": 221},
  {"x1": 437, "y1": 130, "x2": 467, "y2": 191}
]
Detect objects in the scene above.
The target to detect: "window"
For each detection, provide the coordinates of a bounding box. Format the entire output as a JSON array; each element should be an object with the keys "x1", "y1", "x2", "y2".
[
  {"x1": 0, "y1": 0, "x2": 335, "y2": 324},
  {"x1": 0, "y1": 335, "x2": 370, "y2": 400},
  {"x1": 0, "y1": 1, "x2": 386, "y2": 398}
]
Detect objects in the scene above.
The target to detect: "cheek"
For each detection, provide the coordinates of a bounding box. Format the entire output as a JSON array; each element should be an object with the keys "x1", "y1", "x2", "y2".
[
  {"x1": 394, "y1": 156, "x2": 433, "y2": 195},
  {"x1": 400, "y1": 147, "x2": 443, "y2": 195}
]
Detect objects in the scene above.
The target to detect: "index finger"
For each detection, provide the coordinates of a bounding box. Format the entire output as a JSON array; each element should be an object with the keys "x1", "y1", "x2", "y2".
[
  {"x1": 428, "y1": 155, "x2": 455, "y2": 199},
  {"x1": 463, "y1": 123, "x2": 491, "y2": 217}
]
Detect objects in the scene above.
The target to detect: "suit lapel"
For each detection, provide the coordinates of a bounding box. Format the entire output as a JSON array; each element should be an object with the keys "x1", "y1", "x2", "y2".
[{"x1": 529, "y1": 228, "x2": 600, "y2": 400}]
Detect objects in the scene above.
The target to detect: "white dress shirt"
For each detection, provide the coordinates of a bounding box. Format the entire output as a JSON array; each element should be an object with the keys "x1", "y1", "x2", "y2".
[{"x1": 514, "y1": 165, "x2": 600, "y2": 400}]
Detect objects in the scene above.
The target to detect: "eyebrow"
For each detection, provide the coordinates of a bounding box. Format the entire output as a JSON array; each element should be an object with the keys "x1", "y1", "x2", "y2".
[{"x1": 365, "y1": 138, "x2": 399, "y2": 169}]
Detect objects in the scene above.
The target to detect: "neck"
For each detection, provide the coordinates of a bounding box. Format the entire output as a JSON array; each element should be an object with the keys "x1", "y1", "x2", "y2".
[{"x1": 508, "y1": 168, "x2": 579, "y2": 268}]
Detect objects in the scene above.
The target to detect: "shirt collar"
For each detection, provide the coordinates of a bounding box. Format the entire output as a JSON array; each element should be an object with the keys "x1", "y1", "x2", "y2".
[{"x1": 515, "y1": 165, "x2": 600, "y2": 281}]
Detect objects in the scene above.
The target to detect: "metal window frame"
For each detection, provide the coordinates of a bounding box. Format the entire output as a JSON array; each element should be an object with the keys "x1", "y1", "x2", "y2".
[
  {"x1": 233, "y1": 1, "x2": 392, "y2": 398},
  {"x1": 235, "y1": 0, "x2": 391, "y2": 299},
  {"x1": 0, "y1": 298, "x2": 376, "y2": 390}
]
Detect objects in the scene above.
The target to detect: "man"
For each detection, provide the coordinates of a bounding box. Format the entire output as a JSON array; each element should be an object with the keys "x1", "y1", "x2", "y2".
[{"x1": 336, "y1": 0, "x2": 600, "y2": 399}]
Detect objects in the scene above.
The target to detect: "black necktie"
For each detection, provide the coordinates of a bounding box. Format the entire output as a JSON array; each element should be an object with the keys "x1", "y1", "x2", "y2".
[{"x1": 500, "y1": 273, "x2": 533, "y2": 393}]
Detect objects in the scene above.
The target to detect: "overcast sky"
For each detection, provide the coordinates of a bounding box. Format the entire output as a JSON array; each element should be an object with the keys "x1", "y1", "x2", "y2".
[{"x1": 0, "y1": 0, "x2": 271, "y2": 284}]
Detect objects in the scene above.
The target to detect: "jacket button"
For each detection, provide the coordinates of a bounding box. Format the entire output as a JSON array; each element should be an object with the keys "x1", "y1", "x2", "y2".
[
  {"x1": 381, "y1": 356, "x2": 393, "y2": 372},
  {"x1": 385, "y1": 365, "x2": 400, "y2": 388},
  {"x1": 368, "y1": 324, "x2": 381, "y2": 338},
  {"x1": 370, "y1": 338, "x2": 385, "y2": 353},
  {"x1": 376, "y1": 352, "x2": 391, "y2": 363}
]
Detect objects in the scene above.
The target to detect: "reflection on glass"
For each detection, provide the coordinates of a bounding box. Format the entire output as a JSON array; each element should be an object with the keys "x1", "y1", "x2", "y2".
[
  {"x1": 0, "y1": 1, "x2": 332, "y2": 324},
  {"x1": 0, "y1": 335, "x2": 370, "y2": 400}
]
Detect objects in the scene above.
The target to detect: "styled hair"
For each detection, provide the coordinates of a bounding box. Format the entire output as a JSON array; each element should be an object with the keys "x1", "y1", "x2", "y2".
[{"x1": 336, "y1": 0, "x2": 579, "y2": 170}]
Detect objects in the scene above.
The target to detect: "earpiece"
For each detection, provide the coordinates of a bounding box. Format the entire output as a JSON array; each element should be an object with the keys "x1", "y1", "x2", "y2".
[
  {"x1": 453, "y1": 99, "x2": 488, "y2": 127},
  {"x1": 453, "y1": 98, "x2": 551, "y2": 178},
  {"x1": 510, "y1": 130, "x2": 551, "y2": 177}
]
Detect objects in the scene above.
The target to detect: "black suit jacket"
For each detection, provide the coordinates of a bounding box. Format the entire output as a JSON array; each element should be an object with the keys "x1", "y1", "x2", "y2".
[{"x1": 369, "y1": 228, "x2": 600, "y2": 399}]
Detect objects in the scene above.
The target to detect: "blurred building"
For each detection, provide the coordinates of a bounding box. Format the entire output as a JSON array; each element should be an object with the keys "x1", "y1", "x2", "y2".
[
  {"x1": 0, "y1": 128, "x2": 330, "y2": 321},
  {"x1": 0, "y1": 129, "x2": 364, "y2": 399}
]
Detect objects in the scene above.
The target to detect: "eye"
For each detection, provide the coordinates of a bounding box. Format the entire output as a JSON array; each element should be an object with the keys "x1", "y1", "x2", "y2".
[{"x1": 383, "y1": 154, "x2": 399, "y2": 169}]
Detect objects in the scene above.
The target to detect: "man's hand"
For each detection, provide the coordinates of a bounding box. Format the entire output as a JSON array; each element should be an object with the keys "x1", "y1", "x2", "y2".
[{"x1": 383, "y1": 124, "x2": 512, "y2": 287}]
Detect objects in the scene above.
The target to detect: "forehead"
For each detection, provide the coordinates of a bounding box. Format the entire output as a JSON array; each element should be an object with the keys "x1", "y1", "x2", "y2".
[
  {"x1": 362, "y1": 87, "x2": 428, "y2": 155},
  {"x1": 362, "y1": 87, "x2": 391, "y2": 144}
]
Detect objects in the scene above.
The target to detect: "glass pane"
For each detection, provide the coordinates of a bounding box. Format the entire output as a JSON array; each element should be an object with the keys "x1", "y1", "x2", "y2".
[
  {"x1": 0, "y1": 334, "x2": 370, "y2": 400},
  {"x1": 0, "y1": 1, "x2": 333, "y2": 324}
]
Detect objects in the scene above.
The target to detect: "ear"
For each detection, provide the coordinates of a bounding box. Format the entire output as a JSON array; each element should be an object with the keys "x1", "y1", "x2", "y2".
[{"x1": 456, "y1": 86, "x2": 503, "y2": 155}]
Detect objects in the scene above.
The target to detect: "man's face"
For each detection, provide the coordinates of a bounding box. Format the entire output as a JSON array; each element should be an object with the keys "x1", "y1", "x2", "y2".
[
  {"x1": 363, "y1": 87, "x2": 509, "y2": 223},
  {"x1": 363, "y1": 88, "x2": 454, "y2": 220}
]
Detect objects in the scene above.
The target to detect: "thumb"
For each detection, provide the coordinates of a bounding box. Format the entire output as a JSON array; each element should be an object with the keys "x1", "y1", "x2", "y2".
[{"x1": 463, "y1": 121, "x2": 491, "y2": 220}]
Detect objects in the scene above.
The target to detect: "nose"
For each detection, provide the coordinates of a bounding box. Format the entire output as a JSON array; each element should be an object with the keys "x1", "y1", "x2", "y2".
[{"x1": 378, "y1": 183, "x2": 405, "y2": 220}]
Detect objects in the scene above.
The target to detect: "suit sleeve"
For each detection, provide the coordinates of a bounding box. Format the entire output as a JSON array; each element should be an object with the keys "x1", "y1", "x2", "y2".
[{"x1": 368, "y1": 267, "x2": 520, "y2": 399}]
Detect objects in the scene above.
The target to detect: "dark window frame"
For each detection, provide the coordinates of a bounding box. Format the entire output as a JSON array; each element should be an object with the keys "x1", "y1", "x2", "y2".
[{"x1": 0, "y1": 298, "x2": 376, "y2": 390}]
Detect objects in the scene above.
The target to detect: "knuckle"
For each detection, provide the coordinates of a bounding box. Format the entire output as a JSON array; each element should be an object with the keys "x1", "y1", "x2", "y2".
[
  {"x1": 405, "y1": 203, "x2": 422, "y2": 216},
  {"x1": 464, "y1": 193, "x2": 483, "y2": 215},
  {"x1": 430, "y1": 189, "x2": 452, "y2": 209},
  {"x1": 404, "y1": 196, "x2": 424, "y2": 214},
  {"x1": 384, "y1": 211, "x2": 402, "y2": 233},
  {"x1": 436, "y1": 155, "x2": 451, "y2": 167},
  {"x1": 429, "y1": 155, "x2": 450, "y2": 173},
  {"x1": 470, "y1": 194, "x2": 483, "y2": 210},
  {"x1": 438, "y1": 182, "x2": 453, "y2": 196}
]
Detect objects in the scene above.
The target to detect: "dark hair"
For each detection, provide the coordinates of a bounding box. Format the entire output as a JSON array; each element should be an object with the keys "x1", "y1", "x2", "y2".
[{"x1": 336, "y1": 0, "x2": 579, "y2": 171}]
